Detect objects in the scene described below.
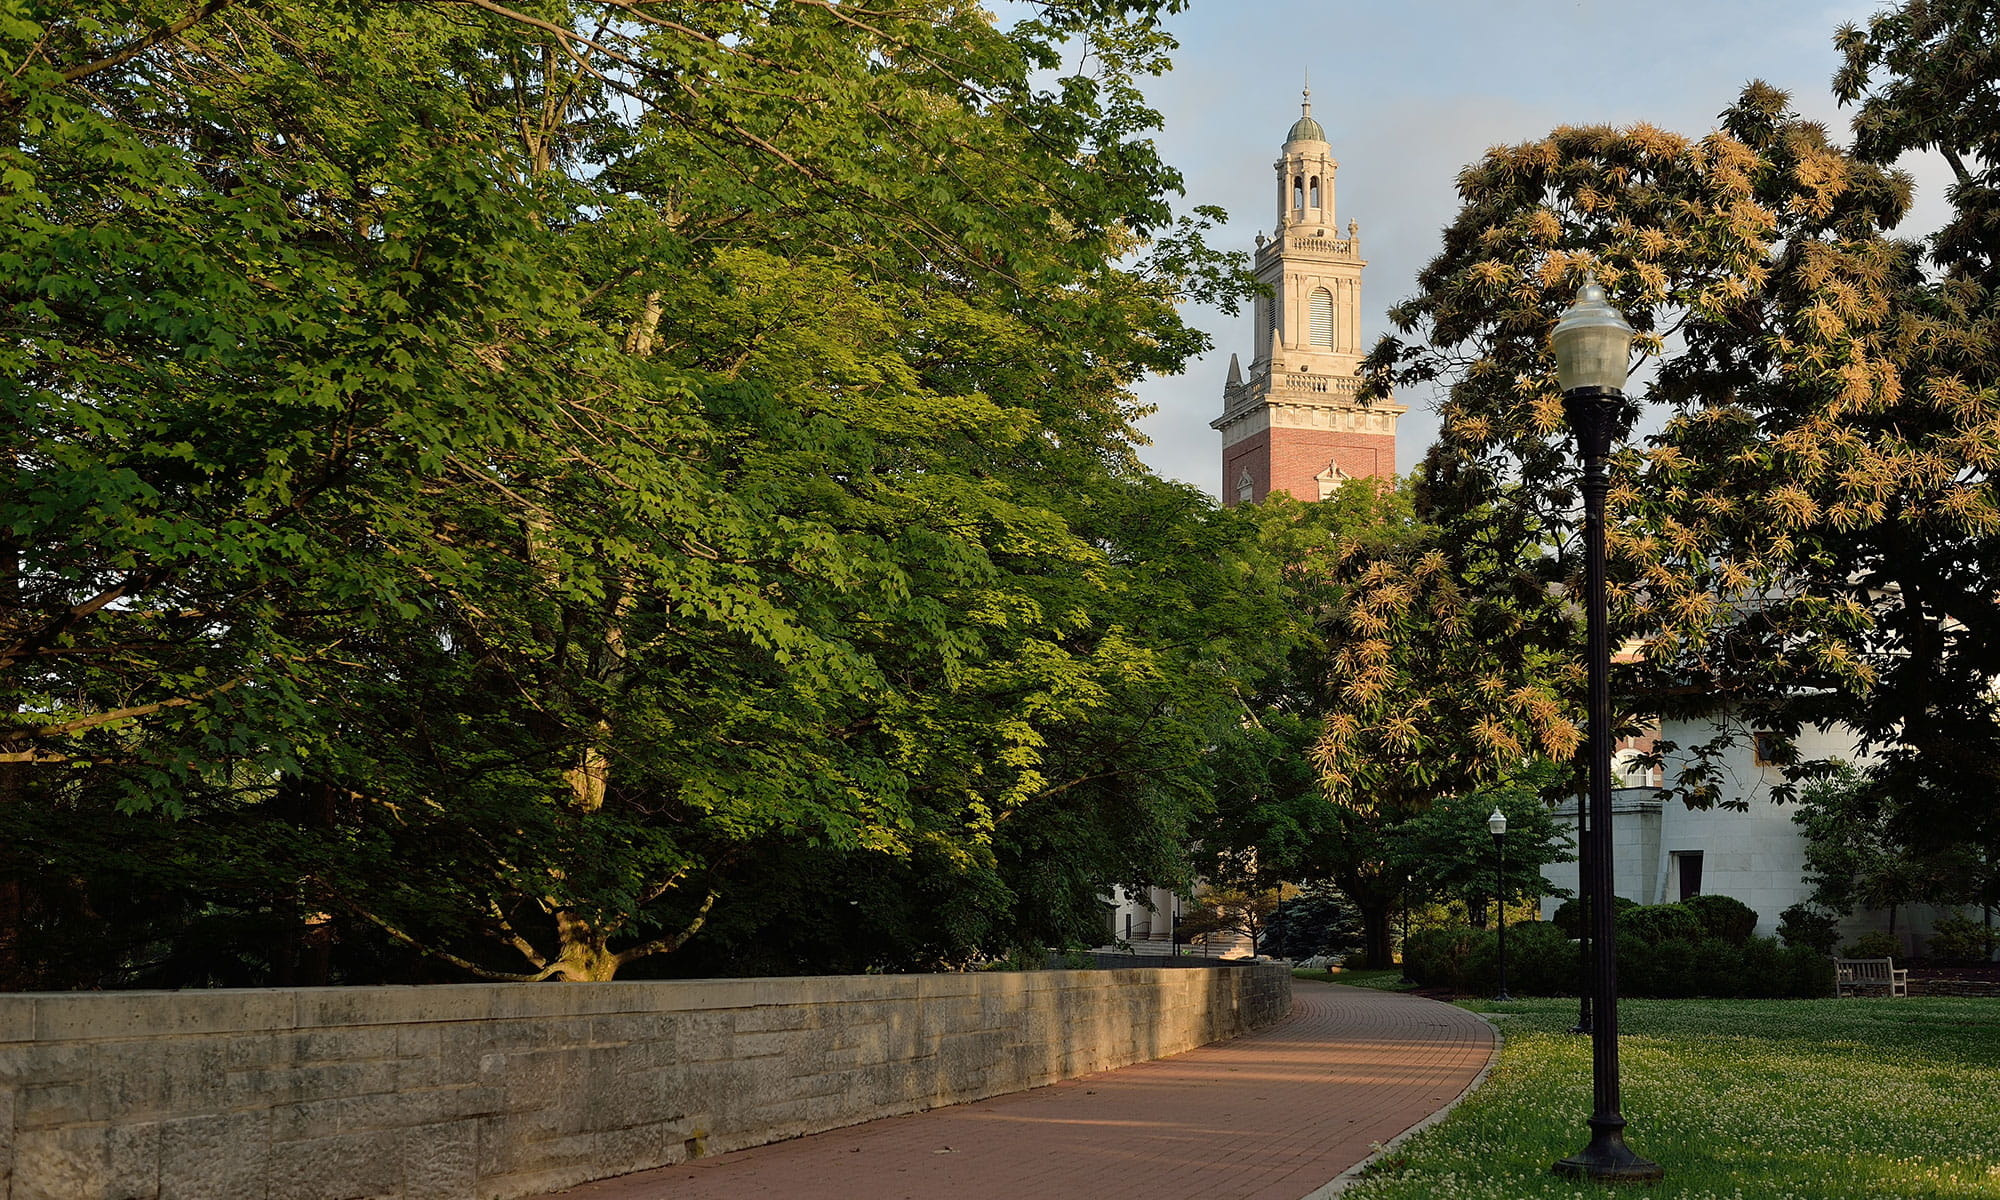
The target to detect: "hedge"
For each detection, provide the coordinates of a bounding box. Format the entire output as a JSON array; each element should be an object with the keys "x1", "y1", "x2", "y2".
[{"x1": 1406, "y1": 913, "x2": 1832, "y2": 999}]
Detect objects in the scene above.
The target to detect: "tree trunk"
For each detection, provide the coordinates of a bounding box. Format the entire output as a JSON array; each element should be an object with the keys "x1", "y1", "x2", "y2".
[
  {"x1": 1360, "y1": 902, "x2": 1394, "y2": 968},
  {"x1": 274, "y1": 776, "x2": 338, "y2": 986},
  {"x1": 551, "y1": 910, "x2": 621, "y2": 981}
]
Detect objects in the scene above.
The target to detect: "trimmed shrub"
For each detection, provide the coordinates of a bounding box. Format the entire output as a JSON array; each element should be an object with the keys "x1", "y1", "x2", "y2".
[
  {"x1": 1551, "y1": 895, "x2": 1637, "y2": 938},
  {"x1": 1689, "y1": 936, "x2": 1743, "y2": 997},
  {"x1": 1841, "y1": 930, "x2": 1901, "y2": 959},
  {"x1": 1405, "y1": 926, "x2": 1496, "y2": 994},
  {"x1": 1777, "y1": 903, "x2": 1841, "y2": 954},
  {"x1": 1506, "y1": 921, "x2": 1583, "y2": 996},
  {"x1": 1683, "y1": 894, "x2": 1758, "y2": 944},
  {"x1": 1621, "y1": 901, "x2": 1704, "y2": 945}
]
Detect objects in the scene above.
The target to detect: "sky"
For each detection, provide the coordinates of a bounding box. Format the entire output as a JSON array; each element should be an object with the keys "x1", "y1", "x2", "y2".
[{"x1": 1032, "y1": 0, "x2": 1956, "y2": 497}]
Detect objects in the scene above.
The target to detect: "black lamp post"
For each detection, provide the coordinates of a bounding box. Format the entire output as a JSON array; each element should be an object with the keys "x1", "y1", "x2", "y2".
[
  {"x1": 1489, "y1": 807, "x2": 1512, "y2": 1001},
  {"x1": 1572, "y1": 794, "x2": 1593, "y2": 1035},
  {"x1": 1550, "y1": 275, "x2": 1663, "y2": 1184}
]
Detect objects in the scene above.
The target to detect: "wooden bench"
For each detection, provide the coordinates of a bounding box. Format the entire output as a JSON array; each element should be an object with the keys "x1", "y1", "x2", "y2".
[{"x1": 1834, "y1": 957, "x2": 1909, "y2": 997}]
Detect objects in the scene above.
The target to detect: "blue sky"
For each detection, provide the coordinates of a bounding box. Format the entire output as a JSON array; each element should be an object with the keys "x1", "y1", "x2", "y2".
[{"x1": 1038, "y1": 1, "x2": 1953, "y2": 494}]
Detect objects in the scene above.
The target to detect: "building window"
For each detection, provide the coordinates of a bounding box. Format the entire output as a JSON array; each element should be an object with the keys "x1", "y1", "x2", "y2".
[
  {"x1": 1310, "y1": 287, "x2": 1334, "y2": 347},
  {"x1": 1751, "y1": 731, "x2": 1786, "y2": 766},
  {"x1": 1674, "y1": 851, "x2": 1704, "y2": 901},
  {"x1": 1309, "y1": 176, "x2": 1322, "y2": 208},
  {"x1": 1293, "y1": 175, "x2": 1305, "y2": 209}
]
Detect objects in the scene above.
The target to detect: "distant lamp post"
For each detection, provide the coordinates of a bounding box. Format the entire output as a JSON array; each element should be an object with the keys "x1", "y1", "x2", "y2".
[
  {"x1": 1489, "y1": 807, "x2": 1512, "y2": 1001},
  {"x1": 1399, "y1": 872, "x2": 1415, "y2": 984},
  {"x1": 1550, "y1": 275, "x2": 1663, "y2": 1184}
]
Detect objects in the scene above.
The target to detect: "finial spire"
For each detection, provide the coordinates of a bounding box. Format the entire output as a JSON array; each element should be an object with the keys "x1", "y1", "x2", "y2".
[{"x1": 1302, "y1": 71, "x2": 1312, "y2": 117}]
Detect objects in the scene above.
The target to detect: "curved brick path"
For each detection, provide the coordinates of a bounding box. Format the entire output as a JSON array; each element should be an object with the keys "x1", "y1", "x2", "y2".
[{"x1": 551, "y1": 981, "x2": 1494, "y2": 1200}]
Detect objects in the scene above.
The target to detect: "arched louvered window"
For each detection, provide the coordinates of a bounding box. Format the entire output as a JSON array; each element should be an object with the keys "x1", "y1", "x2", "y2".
[
  {"x1": 1292, "y1": 175, "x2": 1305, "y2": 209},
  {"x1": 1261, "y1": 295, "x2": 1276, "y2": 348},
  {"x1": 1310, "y1": 287, "x2": 1335, "y2": 348},
  {"x1": 1309, "y1": 176, "x2": 1322, "y2": 208}
]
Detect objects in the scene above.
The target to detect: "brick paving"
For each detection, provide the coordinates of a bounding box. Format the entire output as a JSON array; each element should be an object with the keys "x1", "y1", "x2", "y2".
[{"x1": 550, "y1": 981, "x2": 1495, "y2": 1200}]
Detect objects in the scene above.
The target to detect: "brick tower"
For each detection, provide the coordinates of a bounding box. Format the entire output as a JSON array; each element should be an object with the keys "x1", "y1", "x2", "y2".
[{"x1": 1213, "y1": 89, "x2": 1405, "y2": 504}]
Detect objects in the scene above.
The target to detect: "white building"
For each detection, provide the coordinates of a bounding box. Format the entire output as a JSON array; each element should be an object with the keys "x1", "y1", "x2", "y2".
[{"x1": 1539, "y1": 717, "x2": 1950, "y2": 956}]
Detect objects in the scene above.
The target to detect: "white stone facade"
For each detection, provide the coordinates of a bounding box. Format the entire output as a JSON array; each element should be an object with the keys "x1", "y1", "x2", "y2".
[{"x1": 1538, "y1": 717, "x2": 1949, "y2": 956}]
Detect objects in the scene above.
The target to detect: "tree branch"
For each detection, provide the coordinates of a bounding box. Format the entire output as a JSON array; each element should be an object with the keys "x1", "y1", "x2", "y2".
[
  {"x1": 613, "y1": 889, "x2": 718, "y2": 967},
  {"x1": 350, "y1": 905, "x2": 562, "y2": 982},
  {"x1": 47, "y1": 0, "x2": 239, "y2": 90},
  {"x1": 0, "y1": 678, "x2": 244, "y2": 744}
]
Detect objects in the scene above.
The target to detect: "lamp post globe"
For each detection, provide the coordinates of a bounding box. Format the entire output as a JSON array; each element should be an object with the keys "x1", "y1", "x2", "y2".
[
  {"x1": 1489, "y1": 808, "x2": 1510, "y2": 1002},
  {"x1": 1548, "y1": 274, "x2": 1663, "y2": 1184}
]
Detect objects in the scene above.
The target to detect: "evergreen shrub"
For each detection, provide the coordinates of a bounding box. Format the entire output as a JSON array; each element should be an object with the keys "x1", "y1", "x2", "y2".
[
  {"x1": 1551, "y1": 895, "x2": 1637, "y2": 937},
  {"x1": 1621, "y1": 901, "x2": 1703, "y2": 945},
  {"x1": 1683, "y1": 894, "x2": 1759, "y2": 944},
  {"x1": 1841, "y1": 930, "x2": 1901, "y2": 959},
  {"x1": 1404, "y1": 926, "x2": 1494, "y2": 993},
  {"x1": 1927, "y1": 912, "x2": 1999, "y2": 964},
  {"x1": 1777, "y1": 903, "x2": 1841, "y2": 953},
  {"x1": 1505, "y1": 921, "x2": 1583, "y2": 996},
  {"x1": 1408, "y1": 912, "x2": 1830, "y2": 998}
]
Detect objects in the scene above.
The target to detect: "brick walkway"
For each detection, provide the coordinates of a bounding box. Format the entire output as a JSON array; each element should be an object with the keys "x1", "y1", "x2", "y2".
[{"x1": 550, "y1": 981, "x2": 1495, "y2": 1200}]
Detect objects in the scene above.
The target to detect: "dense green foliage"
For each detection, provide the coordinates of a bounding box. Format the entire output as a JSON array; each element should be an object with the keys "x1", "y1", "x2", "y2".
[
  {"x1": 1385, "y1": 764, "x2": 1573, "y2": 925},
  {"x1": 1792, "y1": 762, "x2": 1995, "y2": 942},
  {"x1": 0, "y1": 0, "x2": 1275, "y2": 985},
  {"x1": 1347, "y1": 996, "x2": 2000, "y2": 1200},
  {"x1": 1199, "y1": 484, "x2": 1582, "y2": 966}
]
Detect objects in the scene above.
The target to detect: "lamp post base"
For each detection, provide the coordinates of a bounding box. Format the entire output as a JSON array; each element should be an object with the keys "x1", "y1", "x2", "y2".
[{"x1": 1553, "y1": 1118, "x2": 1662, "y2": 1183}]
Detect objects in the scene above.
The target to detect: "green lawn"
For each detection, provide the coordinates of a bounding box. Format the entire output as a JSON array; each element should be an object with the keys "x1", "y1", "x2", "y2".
[{"x1": 1347, "y1": 996, "x2": 2000, "y2": 1200}]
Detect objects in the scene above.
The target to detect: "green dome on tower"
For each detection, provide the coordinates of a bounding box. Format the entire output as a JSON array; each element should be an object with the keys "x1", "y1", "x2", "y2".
[{"x1": 1287, "y1": 88, "x2": 1325, "y2": 142}]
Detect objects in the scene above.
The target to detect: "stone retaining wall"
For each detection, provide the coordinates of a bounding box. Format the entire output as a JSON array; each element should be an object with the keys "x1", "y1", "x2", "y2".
[
  {"x1": 1908, "y1": 977, "x2": 2000, "y2": 998},
  {"x1": 0, "y1": 963, "x2": 1291, "y2": 1200}
]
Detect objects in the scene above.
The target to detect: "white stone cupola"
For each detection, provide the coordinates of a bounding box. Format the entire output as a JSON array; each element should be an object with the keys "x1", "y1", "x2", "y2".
[{"x1": 1277, "y1": 88, "x2": 1338, "y2": 233}]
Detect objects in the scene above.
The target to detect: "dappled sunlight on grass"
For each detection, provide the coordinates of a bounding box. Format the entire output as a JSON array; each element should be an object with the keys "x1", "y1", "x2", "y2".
[{"x1": 1347, "y1": 998, "x2": 2000, "y2": 1199}]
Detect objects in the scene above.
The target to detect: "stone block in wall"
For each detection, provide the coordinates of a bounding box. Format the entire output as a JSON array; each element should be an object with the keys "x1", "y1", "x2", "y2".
[
  {"x1": 14, "y1": 1121, "x2": 159, "y2": 1200},
  {"x1": 396, "y1": 1122, "x2": 477, "y2": 1200},
  {"x1": 263, "y1": 1129, "x2": 404, "y2": 1200},
  {"x1": 0, "y1": 998, "x2": 35, "y2": 1045},
  {"x1": 235, "y1": 1058, "x2": 403, "y2": 1111},
  {"x1": 0, "y1": 1041, "x2": 90, "y2": 1093},
  {"x1": 34, "y1": 991, "x2": 294, "y2": 1043},
  {"x1": 159, "y1": 1112, "x2": 270, "y2": 1200}
]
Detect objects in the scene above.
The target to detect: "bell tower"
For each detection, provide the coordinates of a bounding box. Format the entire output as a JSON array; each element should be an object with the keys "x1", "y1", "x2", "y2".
[{"x1": 1213, "y1": 88, "x2": 1404, "y2": 504}]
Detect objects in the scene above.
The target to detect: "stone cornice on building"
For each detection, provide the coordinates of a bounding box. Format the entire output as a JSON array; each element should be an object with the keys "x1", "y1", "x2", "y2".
[{"x1": 1212, "y1": 378, "x2": 1407, "y2": 450}]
